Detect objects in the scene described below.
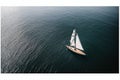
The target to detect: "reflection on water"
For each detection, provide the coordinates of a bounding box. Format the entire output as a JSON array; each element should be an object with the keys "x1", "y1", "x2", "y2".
[{"x1": 1, "y1": 7, "x2": 119, "y2": 73}]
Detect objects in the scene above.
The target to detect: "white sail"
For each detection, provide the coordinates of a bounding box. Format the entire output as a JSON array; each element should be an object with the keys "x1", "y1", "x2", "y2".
[
  {"x1": 76, "y1": 33, "x2": 84, "y2": 50},
  {"x1": 70, "y1": 29, "x2": 76, "y2": 47}
]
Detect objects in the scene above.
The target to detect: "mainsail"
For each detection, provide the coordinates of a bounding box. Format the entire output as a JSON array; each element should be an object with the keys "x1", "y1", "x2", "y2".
[
  {"x1": 70, "y1": 29, "x2": 76, "y2": 47},
  {"x1": 70, "y1": 29, "x2": 84, "y2": 50},
  {"x1": 76, "y1": 33, "x2": 84, "y2": 50}
]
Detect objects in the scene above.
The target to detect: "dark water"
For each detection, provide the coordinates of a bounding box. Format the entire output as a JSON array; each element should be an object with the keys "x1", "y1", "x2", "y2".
[{"x1": 1, "y1": 7, "x2": 119, "y2": 73}]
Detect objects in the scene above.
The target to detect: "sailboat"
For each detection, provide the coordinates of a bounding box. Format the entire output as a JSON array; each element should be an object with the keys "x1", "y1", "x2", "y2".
[{"x1": 66, "y1": 29, "x2": 86, "y2": 55}]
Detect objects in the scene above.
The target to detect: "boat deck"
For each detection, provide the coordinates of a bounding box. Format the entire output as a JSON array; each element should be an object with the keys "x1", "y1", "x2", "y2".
[{"x1": 66, "y1": 45, "x2": 86, "y2": 55}]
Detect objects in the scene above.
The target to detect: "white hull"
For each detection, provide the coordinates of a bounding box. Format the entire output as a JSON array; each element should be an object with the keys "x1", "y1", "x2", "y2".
[{"x1": 66, "y1": 45, "x2": 86, "y2": 56}]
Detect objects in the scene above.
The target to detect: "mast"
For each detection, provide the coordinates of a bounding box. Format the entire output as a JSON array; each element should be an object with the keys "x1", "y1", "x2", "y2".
[{"x1": 75, "y1": 30, "x2": 76, "y2": 49}]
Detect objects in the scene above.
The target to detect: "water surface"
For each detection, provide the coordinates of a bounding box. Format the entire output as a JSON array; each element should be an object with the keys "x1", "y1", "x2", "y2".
[{"x1": 1, "y1": 7, "x2": 119, "y2": 73}]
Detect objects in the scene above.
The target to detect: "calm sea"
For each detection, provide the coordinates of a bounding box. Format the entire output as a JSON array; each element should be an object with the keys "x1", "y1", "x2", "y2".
[{"x1": 1, "y1": 7, "x2": 119, "y2": 73}]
